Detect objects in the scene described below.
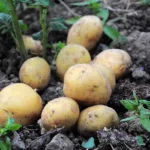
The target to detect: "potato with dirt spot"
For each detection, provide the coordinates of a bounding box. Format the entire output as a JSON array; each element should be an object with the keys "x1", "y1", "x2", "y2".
[
  {"x1": 77, "y1": 105, "x2": 119, "y2": 137},
  {"x1": 90, "y1": 63, "x2": 116, "y2": 91},
  {"x1": 41, "y1": 97, "x2": 80, "y2": 130},
  {"x1": 63, "y1": 64, "x2": 112, "y2": 106},
  {"x1": 93, "y1": 49, "x2": 132, "y2": 79},
  {"x1": 23, "y1": 35, "x2": 43, "y2": 55},
  {"x1": 0, "y1": 83, "x2": 43, "y2": 126},
  {"x1": 56, "y1": 44, "x2": 91, "y2": 80},
  {"x1": 67, "y1": 15, "x2": 103, "y2": 51},
  {"x1": 19, "y1": 57, "x2": 51, "y2": 91}
]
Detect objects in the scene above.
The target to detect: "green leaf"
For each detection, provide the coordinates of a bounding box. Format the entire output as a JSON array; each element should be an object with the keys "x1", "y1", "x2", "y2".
[
  {"x1": 71, "y1": 0, "x2": 101, "y2": 6},
  {"x1": 0, "y1": 140, "x2": 8, "y2": 150},
  {"x1": 139, "y1": 100, "x2": 150, "y2": 109},
  {"x1": 136, "y1": 136, "x2": 145, "y2": 146},
  {"x1": 32, "y1": 31, "x2": 42, "y2": 40},
  {"x1": 65, "y1": 16, "x2": 81, "y2": 25},
  {"x1": 97, "y1": 8, "x2": 109, "y2": 25},
  {"x1": 50, "y1": 17, "x2": 68, "y2": 31},
  {"x1": 5, "y1": 117, "x2": 22, "y2": 132},
  {"x1": 18, "y1": 20, "x2": 28, "y2": 33},
  {"x1": 20, "y1": 0, "x2": 54, "y2": 6},
  {"x1": 140, "y1": 116, "x2": 150, "y2": 132},
  {"x1": 82, "y1": 137, "x2": 95, "y2": 149},
  {"x1": 120, "y1": 100, "x2": 138, "y2": 111},
  {"x1": 0, "y1": 13, "x2": 12, "y2": 34},
  {"x1": 104, "y1": 25, "x2": 121, "y2": 41},
  {"x1": 141, "y1": 0, "x2": 150, "y2": 4},
  {"x1": 0, "y1": 1, "x2": 9, "y2": 14},
  {"x1": 120, "y1": 116, "x2": 137, "y2": 122}
]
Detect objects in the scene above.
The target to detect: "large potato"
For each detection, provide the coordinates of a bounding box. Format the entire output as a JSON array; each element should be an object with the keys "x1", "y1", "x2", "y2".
[
  {"x1": 0, "y1": 83, "x2": 43, "y2": 126},
  {"x1": 56, "y1": 44, "x2": 91, "y2": 80},
  {"x1": 23, "y1": 35, "x2": 43, "y2": 55},
  {"x1": 41, "y1": 97, "x2": 80, "y2": 130},
  {"x1": 19, "y1": 57, "x2": 51, "y2": 90},
  {"x1": 77, "y1": 105, "x2": 119, "y2": 137},
  {"x1": 63, "y1": 64, "x2": 111, "y2": 106},
  {"x1": 67, "y1": 15, "x2": 103, "y2": 51},
  {"x1": 91, "y1": 63, "x2": 116, "y2": 91},
  {"x1": 93, "y1": 49, "x2": 132, "y2": 79}
]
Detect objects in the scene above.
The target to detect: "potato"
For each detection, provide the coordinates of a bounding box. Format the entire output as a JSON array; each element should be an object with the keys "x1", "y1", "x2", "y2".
[
  {"x1": 19, "y1": 57, "x2": 51, "y2": 90},
  {"x1": 67, "y1": 15, "x2": 103, "y2": 51},
  {"x1": 56, "y1": 44, "x2": 91, "y2": 80},
  {"x1": 41, "y1": 97, "x2": 80, "y2": 130},
  {"x1": 0, "y1": 83, "x2": 43, "y2": 126},
  {"x1": 63, "y1": 64, "x2": 111, "y2": 106},
  {"x1": 77, "y1": 105, "x2": 119, "y2": 137},
  {"x1": 23, "y1": 35, "x2": 43, "y2": 55},
  {"x1": 93, "y1": 49, "x2": 132, "y2": 79},
  {"x1": 90, "y1": 63, "x2": 116, "y2": 91}
]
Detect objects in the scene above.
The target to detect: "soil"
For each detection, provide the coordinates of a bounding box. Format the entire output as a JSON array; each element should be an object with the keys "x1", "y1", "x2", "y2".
[{"x1": 0, "y1": 0, "x2": 150, "y2": 150}]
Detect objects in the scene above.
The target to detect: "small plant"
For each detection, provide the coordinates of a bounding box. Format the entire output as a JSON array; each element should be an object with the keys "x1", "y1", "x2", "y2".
[
  {"x1": 0, "y1": 0, "x2": 28, "y2": 60},
  {"x1": 120, "y1": 91, "x2": 150, "y2": 132},
  {"x1": 52, "y1": 41, "x2": 66, "y2": 61},
  {"x1": 66, "y1": 0, "x2": 125, "y2": 43},
  {"x1": 0, "y1": 117, "x2": 22, "y2": 150}
]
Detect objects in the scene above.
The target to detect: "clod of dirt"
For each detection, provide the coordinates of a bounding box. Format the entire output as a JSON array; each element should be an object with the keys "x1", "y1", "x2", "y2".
[
  {"x1": 27, "y1": 127, "x2": 64, "y2": 150},
  {"x1": 97, "y1": 127, "x2": 139, "y2": 149},
  {"x1": 12, "y1": 132, "x2": 26, "y2": 150},
  {"x1": 132, "y1": 68, "x2": 150, "y2": 82},
  {"x1": 45, "y1": 133, "x2": 74, "y2": 150}
]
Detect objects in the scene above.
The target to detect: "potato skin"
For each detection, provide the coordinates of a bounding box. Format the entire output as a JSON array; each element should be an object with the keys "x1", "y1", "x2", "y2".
[
  {"x1": 23, "y1": 35, "x2": 43, "y2": 55},
  {"x1": 0, "y1": 83, "x2": 43, "y2": 126},
  {"x1": 41, "y1": 97, "x2": 80, "y2": 130},
  {"x1": 93, "y1": 49, "x2": 132, "y2": 79},
  {"x1": 91, "y1": 63, "x2": 116, "y2": 91},
  {"x1": 67, "y1": 15, "x2": 103, "y2": 51},
  {"x1": 56, "y1": 44, "x2": 91, "y2": 80},
  {"x1": 63, "y1": 64, "x2": 111, "y2": 106},
  {"x1": 77, "y1": 105, "x2": 119, "y2": 137},
  {"x1": 19, "y1": 57, "x2": 51, "y2": 90}
]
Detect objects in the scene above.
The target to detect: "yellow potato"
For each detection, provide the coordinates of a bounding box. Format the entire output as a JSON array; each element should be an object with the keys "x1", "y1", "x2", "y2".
[
  {"x1": 63, "y1": 64, "x2": 111, "y2": 106},
  {"x1": 0, "y1": 83, "x2": 43, "y2": 126},
  {"x1": 90, "y1": 63, "x2": 116, "y2": 91},
  {"x1": 56, "y1": 44, "x2": 91, "y2": 80},
  {"x1": 93, "y1": 49, "x2": 132, "y2": 79},
  {"x1": 67, "y1": 15, "x2": 103, "y2": 51},
  {"x1": 23, "y1": 35, "x2": 43, "y2": 55},
  {"x1": 77, "y1": 105, "x2": 119, "y2": 137},
  {"x1": 41, "y1": 97, "x2": 80, "y2": 130},
  {"x1": 19, "y1": 57, "x2": 51, "y2": 90}
]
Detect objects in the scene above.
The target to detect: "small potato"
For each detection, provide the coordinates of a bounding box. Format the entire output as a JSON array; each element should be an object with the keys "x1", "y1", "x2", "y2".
[
  {"x1": 41, "y1": 97, "x2": 80, "y2": 130},
  {"x1": 19, "y1": 57, "x2": 51, "y2": 90},
  {"x1": 67, "y1": 15, "x2": 103, "y2": 51},
  {"x1": 77, "y1": 105, "x2": 119, "y2": 137},
  {"x1": 93, "y1": 49, "x2": 132, "y2": 79},
  {"x1": 23, "y1": 35, "x2": 43, "y2": 55},
  {"x1": 0, "y1": 83, "x2": 43, "y2": 126},
  {"x1": 56, "y1": 44, "x2": 91, "y2": 80},
  {"x1": 63, "y1": 64, "x2": 111, "y2": 106},
  {"x1": 90, "y1": 63, "x2": 116, "y2": 91}
]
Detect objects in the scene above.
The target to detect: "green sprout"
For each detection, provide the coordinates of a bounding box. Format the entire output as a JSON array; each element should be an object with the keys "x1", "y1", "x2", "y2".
[
  {"x1": 0, "y1": 117, "x2": 22, "y2": 150},
  {"x1": 120, "y1": 91, "x2": 150, "y2": 132}
]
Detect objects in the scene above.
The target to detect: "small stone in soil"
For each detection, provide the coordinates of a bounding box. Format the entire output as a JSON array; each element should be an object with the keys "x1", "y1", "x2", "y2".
[{"x1": 45, "y1": 133, "x2": 74, "y2": 150}]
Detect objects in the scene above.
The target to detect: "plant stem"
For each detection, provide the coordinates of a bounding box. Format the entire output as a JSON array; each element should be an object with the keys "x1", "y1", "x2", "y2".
[
  {"x1": 7, "y1": 0, "x2": 28, "y2": 60},
  {"x1": 40, "y1": 6, "x2": 48, "y2": 59}
]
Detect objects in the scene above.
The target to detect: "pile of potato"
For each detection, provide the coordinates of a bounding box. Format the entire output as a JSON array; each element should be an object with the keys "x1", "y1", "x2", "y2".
[{"x1": 0, "y1": 15, "x2": 132, "y2": 138}]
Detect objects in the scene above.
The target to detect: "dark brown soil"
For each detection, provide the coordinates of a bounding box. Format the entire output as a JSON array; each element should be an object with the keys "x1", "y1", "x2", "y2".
[{"x1": 0, "y1": 0, "x2": 150, "y2": 150}]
